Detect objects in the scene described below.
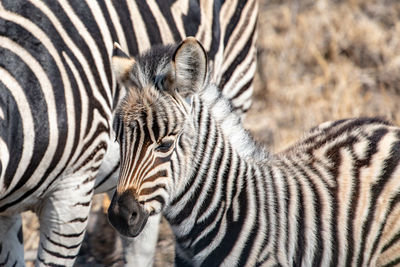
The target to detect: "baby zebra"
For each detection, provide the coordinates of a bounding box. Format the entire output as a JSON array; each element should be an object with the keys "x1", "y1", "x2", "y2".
[{"x1": 107, "y1": 37, "x2": 400, "y2": 266}]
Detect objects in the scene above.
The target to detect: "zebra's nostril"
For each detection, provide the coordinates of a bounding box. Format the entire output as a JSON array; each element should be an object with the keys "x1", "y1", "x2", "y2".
[
  {"x1": 129, "y1": 211, "x2": 138, "y2": 225},
  {"x1": 108, "y1": 190, "x2": 150, "y2": 237}
]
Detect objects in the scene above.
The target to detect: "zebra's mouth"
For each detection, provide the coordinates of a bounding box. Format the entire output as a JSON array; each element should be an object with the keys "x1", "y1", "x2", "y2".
[{"x1": 107, "y1": 190, "x2": 149, "y2": 237}]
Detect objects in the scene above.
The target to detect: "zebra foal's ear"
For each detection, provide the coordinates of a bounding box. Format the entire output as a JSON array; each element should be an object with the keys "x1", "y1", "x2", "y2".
[
  {"x1": 168, "y1": 37, "x2": 208, "y2": 97},
  {"x1": 112, "y1": 42, "x2": 135, "y2": 83}
]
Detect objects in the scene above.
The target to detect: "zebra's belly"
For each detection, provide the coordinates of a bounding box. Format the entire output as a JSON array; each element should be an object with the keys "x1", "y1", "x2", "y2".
[{"x1": 0, "y1": 124, "x2": 110, "y2": 215}]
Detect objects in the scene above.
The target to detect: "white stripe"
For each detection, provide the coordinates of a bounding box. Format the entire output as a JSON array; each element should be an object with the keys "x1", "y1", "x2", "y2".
[
  {"x1": 147, "y1": 0, "x2": 175, "y2": 44},
  {"x1": 105, "y1": 0, "x2": 129, "y2": 53},
  {"x1": 0, "y1": 138, "x2": 9, "y2": 188},
  {"x1": 222, "y1": 165, "x2": 257, "y2": 265},
  {"x1": 29, "y1": 0, "x2": 111, "y2": 121},
  {"x1": 195, "y1": 0, "x2": 214, "y2": 52},
  {"x1": 221, "y1": 0, "x2": 257, "y2": 73},
  {"x1": 0, "y1": 7, "x2": 79, "y2": 201},
  {"x1": 62, "y1": 52, "x2": 89, "y2": 160},
  {"x1": 0, "y1": 67, "x2": 34, "y2": 196},
  {"x1": 0, "y1": 106, "x2": 4, "y2": 120},
  {"x1": 171, "y1": 0, "x2": 189, "y2": 40},
  {"x1": 222, "y1": 34, "x2": 257, "y2": 99},
  {"x1": 85, "y1": 0, "x2": 113, "y2": 54},
  {"x1": 57, "y1": 0, "x2": 112, "y2": 108},
  {"x1": 84, "y1": 0, "x2": 115, "y2": 97},
  {"x1": 126, "y1": 0, "x2": 151, "y2": 53},
  {"x1": 211, "y1": 0, "x2": 239, "y2": 84},
  {"x1": 0, "y1": 37, "x2": 58, "y2": 199}
]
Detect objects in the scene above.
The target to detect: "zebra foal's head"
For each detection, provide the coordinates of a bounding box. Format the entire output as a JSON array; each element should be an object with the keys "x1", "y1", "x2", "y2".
[{"x1": 108, "y1": 37, "x2": 207, "y2": 237}]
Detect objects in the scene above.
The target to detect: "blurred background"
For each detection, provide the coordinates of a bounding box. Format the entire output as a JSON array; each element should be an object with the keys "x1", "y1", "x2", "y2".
[{"x1": 23, "y1": 0, "x2": 400, "y2": 266}]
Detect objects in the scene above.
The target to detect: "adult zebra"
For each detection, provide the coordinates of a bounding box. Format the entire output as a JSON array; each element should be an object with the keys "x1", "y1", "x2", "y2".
[
  {"x1": 108, "y1": 37, "x2": 400, "y2": 266},
  {"x1": 0, "y1": 0, "x2": 258, "y2": 266}
]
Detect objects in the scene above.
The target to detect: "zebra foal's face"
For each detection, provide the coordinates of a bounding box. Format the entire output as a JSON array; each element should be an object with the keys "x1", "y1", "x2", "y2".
[{"x1": 108, "y1": 37, "x2": 207, "y2": 237}]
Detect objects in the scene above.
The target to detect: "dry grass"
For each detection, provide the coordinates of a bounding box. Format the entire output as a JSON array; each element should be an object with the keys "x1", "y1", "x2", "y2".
[
  {"x1": 22, "y1": 0, "x2": 400, "y2": 265},
  {"x1": 248, "y1": 0, "x2": 400, "y2": 150}
]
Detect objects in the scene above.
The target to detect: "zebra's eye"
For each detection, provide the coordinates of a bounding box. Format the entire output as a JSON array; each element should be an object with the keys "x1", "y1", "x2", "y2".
[{"x1": 155, "y1": 140, "x2": 174, "y2": 153}]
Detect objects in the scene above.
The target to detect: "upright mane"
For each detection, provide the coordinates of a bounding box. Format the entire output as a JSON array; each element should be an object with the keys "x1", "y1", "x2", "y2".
[{"x1": 199, "y1": 82, "x2": 269, "y2": 162}]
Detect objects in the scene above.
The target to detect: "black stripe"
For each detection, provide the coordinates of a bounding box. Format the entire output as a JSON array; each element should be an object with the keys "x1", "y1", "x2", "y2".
[
  {"x1": 0, "y1": 79, "x2": 23, "y2": 191},
  {"x1": 37, "y1": 256, "x2": 65, "y2": 267},
  {"x1": 169, "y1": 116, "x2": 217, "y2": 225},
  {"x1": 73, "y1": 127, "x2": 108, "y2": 167},
  {"x1": 143, "y1": 195, "x2": 165, "y2": 206},
  {"x1": 344, "y1": 127, "x2": 389, "y2": 266},
  {"x1": 111, "y1": 0, "x2": 139, "y2": 55},
  {"x1": 382, "y1": 229, "x2": 400, "y2": 252},
  {"x1": 269, "y1": 167, "x2": 281, "y2": 256},
  {"x1": 382, "y1": 257, "x2": 400, "y2": 267},
  {"x1": 52, "y1": 229, "x2": 85, "y2": 238},
  {"x1": 291, "y1": 166, "x2": 305, "y2": 266},
  {"x1": 196, "y1": 132, "x2": 224, "y2": 219},
  {"x1": 294, "y1": 161, "x2": 324, "y2": 265},
  {"x1": 169, "y1": 102, "x2": 207, "y2": 206},
  {"x1": 17, "y1": 226, "x2": 23, "y2": 244},
  {"x1": 259, "y1": 167, "x2": 272, "y2": 251},
  {"x1": 279, "y1": 168, "x2": 291, "y2": 258},
  {"x1": 181, "y1": 1, "x2": 201, "y2": 38},
  {"x1": 97, "y1": 1, "x2": 119, "y2": 44},
  {"x1": 151, "y1": 108, "x2": 160, "y2": 141},
  {"x1": 177, "y1": 136, "x2": 228, "y2": 245},
  {"x1": 238, "y1": 167, "x2": 259, "y2": 266},
  {"x1": 68, "y1": 217, "x2": 88, "y2": 223},
  {"x1": 40, "y1": 242, "x2": 78, "y2": 259},
  {"x1": 0, "y1": 43, "x2": 52, "y2": 202},
  {"x1": 220, "y1": 25, "x2": 255, "y2": 93},
  {"x1": 68, "y1": 0, "x2": 113, "y2": 89},
  {"x1": 223, "y1": 0, "x2": 246, "y2": 47},
  {"x1": 154, "y1": 0, "x2": 182, "y2": 42},
  {"x1": 94, "y1": 162, "x2": 120, "y2": 190},
  {"x1": 73, "y1": 201, "x2": 91, "y2": 207},
  {"x1": 358, "y1": 139, "x2": 400, "y2": 265},
  {"x1": 0, "y1": 251, "x2": 9, "y2": 266},
  {"x1": 139, "y1": 183, "x2": 166, "y2": 195},
  {"x1": 231, "y1": 79, "x2": 253, "y2": 104},
  {"x1": 207, "y1": 1, "x2": 221, "y2": 60},
  {"x1": 200, "y1": 162, "x2": 248, "y2": 266},
  {"x1": 135, "y1": 1, "x2": 162, "y2": 46},
  {"x1": 44, "y1": 234, "x2": 81, "y2": 250}
]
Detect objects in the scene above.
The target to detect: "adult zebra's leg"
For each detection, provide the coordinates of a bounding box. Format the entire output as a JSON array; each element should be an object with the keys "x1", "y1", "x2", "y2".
[
  {"x1": 121, "y1": 214, "x2": 161, "y2": 266},
  {"x1": 0, "y1": 214, "x2": 24, "y2": 266},
  {"x1": 103, "y1": 190, "x2": 161, "y2": 267},
  {"x1": 35, "y1": 175, "x2": 95, "y2": 266}
]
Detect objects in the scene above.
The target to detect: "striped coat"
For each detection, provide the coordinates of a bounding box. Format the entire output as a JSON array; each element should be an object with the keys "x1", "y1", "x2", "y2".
[
  {"x1": 0, "y1": 1, "x2": 258, "y2": 266},
  {"x1": 108, "y1": 37, "x2": 400, "y2": 266}
]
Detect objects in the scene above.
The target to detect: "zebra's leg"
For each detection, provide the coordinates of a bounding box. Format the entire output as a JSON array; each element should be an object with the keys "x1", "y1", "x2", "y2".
[
  {"x1": 35, "y1": 176, "x2": 95, "y2": 266},
  {"x1": 121, "y1": 213, "x2": 161, "y2": 267},
  {"x1": 0, "y1": 214, "x2": 24, "y2": 266}
]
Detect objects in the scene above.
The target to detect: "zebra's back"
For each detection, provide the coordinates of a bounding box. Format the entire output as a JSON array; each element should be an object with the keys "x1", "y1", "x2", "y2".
[{"x1": 266, "y1": 117, "x2": 400, "y2": 266}]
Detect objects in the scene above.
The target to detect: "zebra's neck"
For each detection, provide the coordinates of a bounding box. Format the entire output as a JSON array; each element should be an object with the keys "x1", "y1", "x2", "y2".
[
  {"x1": 197, "y1": 84, "x2": 268, "y2": 161},
  {"x1": 164, "y1": 85, "x2": 276, "y2": 264}
]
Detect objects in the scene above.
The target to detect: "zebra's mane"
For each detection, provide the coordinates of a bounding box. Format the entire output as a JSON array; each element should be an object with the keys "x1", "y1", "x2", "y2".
[{"x1": 197, "y1": 81, "x2": 269, "y2": 162}]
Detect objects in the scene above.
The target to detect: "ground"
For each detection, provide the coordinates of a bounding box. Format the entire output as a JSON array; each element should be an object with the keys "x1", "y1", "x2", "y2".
[{"x1": 23, "y1": 0, "x2": 400, "y2": 266}]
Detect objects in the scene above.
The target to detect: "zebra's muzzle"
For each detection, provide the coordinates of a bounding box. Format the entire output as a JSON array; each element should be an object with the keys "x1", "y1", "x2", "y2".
[{"x1": 107, "y1": 190, "x2": 149, "y2": 237}]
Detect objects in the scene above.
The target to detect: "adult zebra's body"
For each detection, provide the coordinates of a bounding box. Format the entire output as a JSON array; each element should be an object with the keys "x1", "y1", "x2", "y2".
[
  {"x1": 0, "y1": 0, "x2": 258, "y2": 265},
  {"x1": 108, "y1": 37, "x2": 400, "y2": 266}
]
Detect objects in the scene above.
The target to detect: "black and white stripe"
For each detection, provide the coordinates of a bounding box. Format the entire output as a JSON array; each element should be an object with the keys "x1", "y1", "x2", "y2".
[
  {"x1": 109, "y1": 38, "x2": 400, "y2": 266},
  {"x1": 0, "y1": 1, "x2": 258, "y2": 266}
]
